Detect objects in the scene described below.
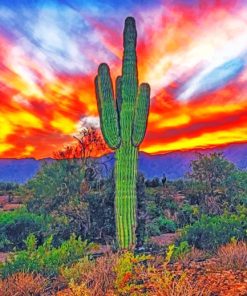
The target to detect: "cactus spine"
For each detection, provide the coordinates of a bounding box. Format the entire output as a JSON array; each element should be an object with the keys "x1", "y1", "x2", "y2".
[{"x1": 95, "y1": 17, "x2": 150, "y2": 249}]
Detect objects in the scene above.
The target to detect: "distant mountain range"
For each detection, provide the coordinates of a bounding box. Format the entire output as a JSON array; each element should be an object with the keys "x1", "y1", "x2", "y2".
[{"x1": 1, "y1": 143, "x2": 247, "y2": 183}]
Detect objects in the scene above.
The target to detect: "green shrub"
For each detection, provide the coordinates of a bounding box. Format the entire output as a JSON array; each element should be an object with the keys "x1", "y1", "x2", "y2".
[
  {"x1": 172, "y1": 241, "x2": 191, "y2": 261},
  {"x1": 0, "y1": 234, "x2": 95, "y2": 278},
  {"x1": 181, "y1": 213, "x2": 247, "y2": 250},
  {"x1": 147, "y1": 222, "x2": 161, "y2": 236},
  {"x1": 25, "y1": 160, "x2": 116, "y2": 245},
  {"x1": 147, "y1": 216, "x2": 177, "y2": 236},
  {"x1": 177, "y1": 204, "x2": 200, "y2": 227},
  {"x1": 146, "y1": 201, "x2": 160, "y2": 218},
  {"x1": 0, "y1": 208, "x2": 49, "y2": 251}
]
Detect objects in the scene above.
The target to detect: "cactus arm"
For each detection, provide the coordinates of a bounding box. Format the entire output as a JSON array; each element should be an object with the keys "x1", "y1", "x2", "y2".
[
  {"x1": 132, "y1": 83, "x2": 151, "y2": 146},
  {"x1": 116, "y1": 76, "x2": 122, "y2": 114},
  {"x1": 95, "y1": 63, "x2": 121, "y2": 149}
]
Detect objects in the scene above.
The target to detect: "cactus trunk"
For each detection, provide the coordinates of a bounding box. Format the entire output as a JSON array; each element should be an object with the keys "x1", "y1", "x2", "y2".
[
  {"x1": 95, "y1": 17, "x2": 150, "y2": 249},
  {"x1": 115, "y1": 145, "x2": 138, "y2": 248}
]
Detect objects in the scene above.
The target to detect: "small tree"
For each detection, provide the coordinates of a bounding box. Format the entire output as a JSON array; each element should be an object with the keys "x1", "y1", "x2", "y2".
[
  {"x1": 53, "y1": 126, "x2": 112, "y2": 190},
  {"x1": 188, "y1": 153, "x2": 235, "y2": 195},
  {"x1": 24, "y1": 126, "x2": 114, "y2": 244},
  {"x1": 186, "y1": 152, "x2": 236, "y2": 214}
]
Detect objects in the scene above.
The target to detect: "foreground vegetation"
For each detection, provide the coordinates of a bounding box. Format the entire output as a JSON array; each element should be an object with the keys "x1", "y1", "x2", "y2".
[
  {"x1": 0, "y1": 152, "x2": 246, "y2": 294},
  {"x1": 0, "y1": 240, "x2": 246, "y2": 295}
]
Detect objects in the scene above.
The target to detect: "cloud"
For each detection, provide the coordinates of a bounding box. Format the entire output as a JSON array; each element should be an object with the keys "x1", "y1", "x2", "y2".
[
  {"x1": 1, "y1": 0, "x2": 247, "y2": 158},
  {"x1": 179, "y1": 57, "x2": 245, "y2": 101},
  {"x1": 50, "y1": 112, "x2": 76, "y2": 134},
  {"x1": 78, "y1": 116, "x2": 100, "y2": 129}
]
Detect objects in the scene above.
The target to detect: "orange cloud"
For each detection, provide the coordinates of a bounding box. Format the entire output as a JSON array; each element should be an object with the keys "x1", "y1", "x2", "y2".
[
  {"x1": 50, "y1": 112, "x2": 77, "y2": 134},
  {"x1": 1, "y1": 2, "x2": 247, "y2": 158}
]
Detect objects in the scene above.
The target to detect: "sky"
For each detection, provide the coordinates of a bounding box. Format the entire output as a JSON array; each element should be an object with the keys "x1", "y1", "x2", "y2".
[{"x1": 0, "y1": 0, "x2": 247, "y2": 158}]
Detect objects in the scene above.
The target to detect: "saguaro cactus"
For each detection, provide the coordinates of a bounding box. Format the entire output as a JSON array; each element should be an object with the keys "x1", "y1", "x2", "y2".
[{"x1": 95, "y1": 17, "x2": 150, "y2": 249}]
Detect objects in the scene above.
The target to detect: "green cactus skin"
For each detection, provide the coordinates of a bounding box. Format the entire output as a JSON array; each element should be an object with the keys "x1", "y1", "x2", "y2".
[{"x1": 95, "y1": 17, "x2": 150, "y2": 249}]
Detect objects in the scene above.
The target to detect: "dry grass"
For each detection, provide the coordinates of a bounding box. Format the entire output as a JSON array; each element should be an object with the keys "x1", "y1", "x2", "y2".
[
  {"x1": 60, "y1": 257, "x2": 94, "y2": 284},
  {"x1": 59, "y1": 252, "x2": 117, "y2": 296},
  {"x1": 151, "y1": 277, "x2": 212, "y2": 296},
  {"x1": 85, "y1": 252, "x2": 117, "y2": 295},
  {"x1": 4, "y1": 243, "x2": 246, "y2": 296},
  {"x1": 178, "y1": 247, "x2": 208, "y2": 265},
  {"x1": 216, "y1": 241, "x2": 247, "y2": 271},
  {"x1": 0, "y1": 272, "x2": 48, "y2": 296},
  {"x1": 144, "y1": 263, "x2": 212, "y2": 296},
  {"x1": 57, "y1": 250, "x2": 213, "y2": 296},
  {"x1": 56, "y1": 284, "x2": 90, "y2": 296}
]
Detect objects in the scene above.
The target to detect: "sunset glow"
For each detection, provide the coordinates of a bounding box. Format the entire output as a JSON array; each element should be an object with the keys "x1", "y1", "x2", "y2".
[{"x1": 0, "y1": 0, "x2": 247, "y2": 158}]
